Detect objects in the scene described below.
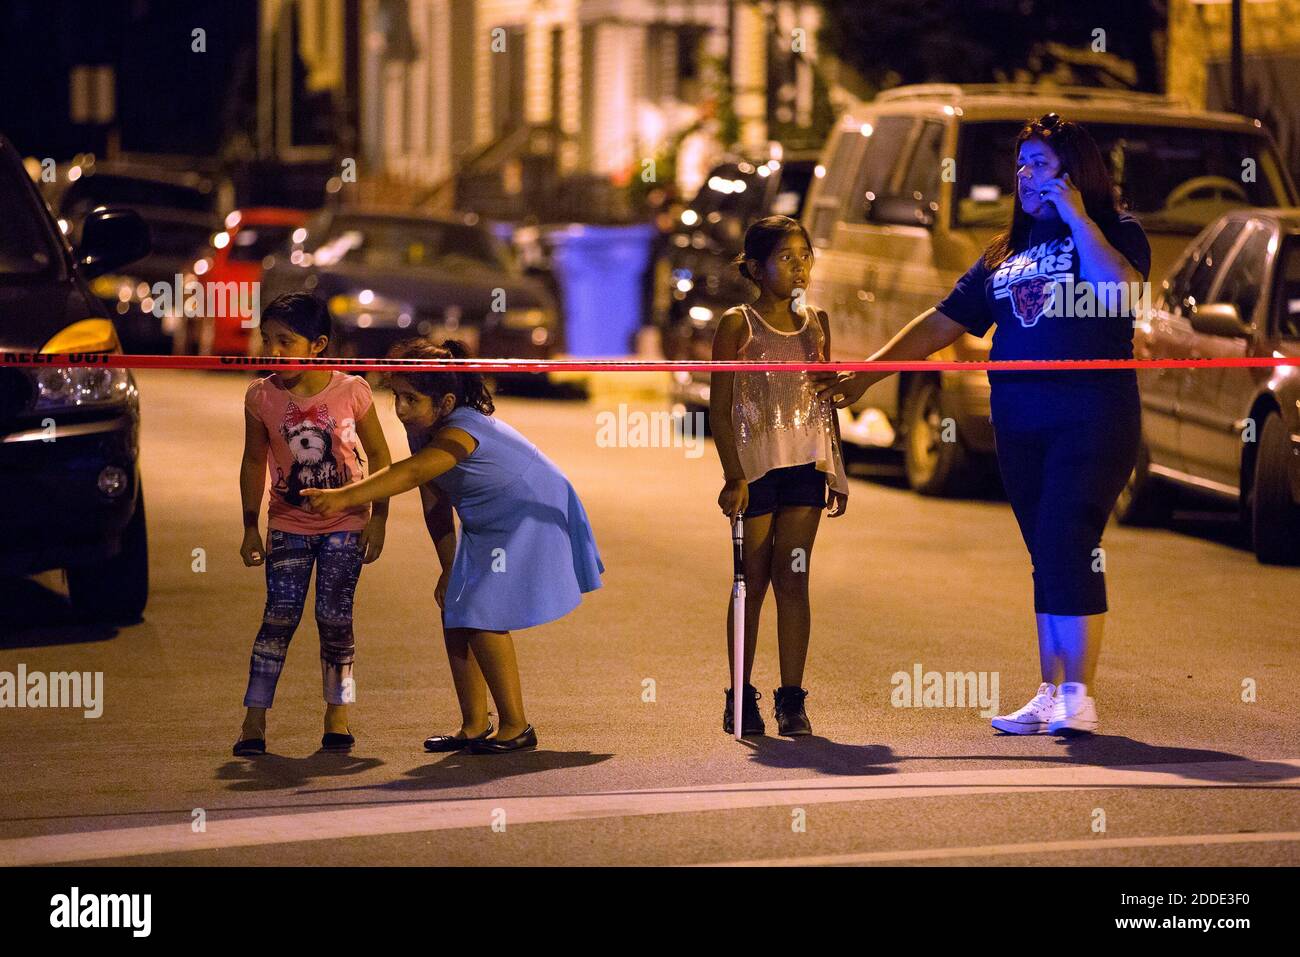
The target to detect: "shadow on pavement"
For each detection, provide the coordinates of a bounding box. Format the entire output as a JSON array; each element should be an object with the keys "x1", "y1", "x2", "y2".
[
  {"x1": 737, "y1": 734, "x2": 1296, "y2": 785},
  {"x1": 295, "y1": 749, "x2": 615, "y2": 797},
  {"x1": 743, "y1": 736, "x2": 901, "y2": 776},
  {"x1": 0, "y1": 578, "x2": 121, "y2": 648},
  {"x1": 216, "y1": 752, "x2": 386, "y2": 791},
  {"x1": 1054, "y1": 735, "x2": 1299, "y2": 782}
]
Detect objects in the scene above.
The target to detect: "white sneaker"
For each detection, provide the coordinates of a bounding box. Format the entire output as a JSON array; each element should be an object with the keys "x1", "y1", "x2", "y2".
[
  {"x1": 1048, "y1": 681, "x2": 1098, "y2": 734},
  {"x1": 991, "y1": 682, "x2": 1056, "y2": 735}
]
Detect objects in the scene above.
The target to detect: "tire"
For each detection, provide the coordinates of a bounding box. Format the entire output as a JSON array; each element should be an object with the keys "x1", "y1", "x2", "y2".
[
  {"x1": 67, "y1": 488, "x2": 149, "y2": 623},
  {"x1": 1250, "y1": 411, "x2": 1300, "y2": 564},
  {"x1": 901, "y1": 377, "x2": 975, "y2": 496},
  {"x1": 1114, "y1": 438, "x2": 1173, "y2": 526}
]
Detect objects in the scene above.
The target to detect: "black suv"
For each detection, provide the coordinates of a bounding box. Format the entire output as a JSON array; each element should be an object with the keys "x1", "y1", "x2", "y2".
[{"x1": 0, "y1": 135, "x2": 151, "y2": 622}]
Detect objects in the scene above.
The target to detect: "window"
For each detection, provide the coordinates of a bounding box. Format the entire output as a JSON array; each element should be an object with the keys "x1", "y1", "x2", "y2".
[
  {"x1": 954, "y1": 121, "x2": 1290, "y2": 230},
  {"x1": 1187, "y1": 219, "x2": 1245, "y2": 307},
  {"x1": 898, "y1": 120, "x2": 945, "y2": 204},
  {"x1": 1276, "y1": 236, "x2": 1300, "y2": 339},
  {"x1": 229, "y1": 226, "x2": 297, "y2": 263},
  {"x1": 0, "y1": 159, "x2": 60, "y2": 279},
  {"x1": 844, "y1": 116, "x2": 914, "y2": 224},
  {"x1": 1213, "y1": 222, "x2": 1272, "y2": 325},
  {"x1": 771, "y1": 161, "x2": 814, "y2": 218},
  {"x1": 807, "y1": 127, "x2": 865, "y2": 247}
]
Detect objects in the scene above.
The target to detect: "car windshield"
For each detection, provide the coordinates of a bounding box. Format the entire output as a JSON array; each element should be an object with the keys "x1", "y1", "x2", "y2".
[
  {"x1": 689, "y1": 165, "x2": 769, "y2": 239},
  {"x1": 956, "y1": 121, "x2": 1292, "y2": 232},
  {"x1": 146, "y1": 217, "x2": 215, "y2": 258},
  {"x1": 229, "y1": 225, "x2": 296, "y2": 262},
  {"x1": 0, "y1": 160, "x2": 60, "y2": 278},
  {"x1": 308, "y1": 217, "x2": 507, "y2": 270},
  {"x1": 59, "y1": 174, "x2": 216, "y2": 219}
]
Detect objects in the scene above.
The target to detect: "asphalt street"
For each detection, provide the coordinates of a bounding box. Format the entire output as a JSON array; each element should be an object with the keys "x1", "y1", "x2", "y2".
[{"x1": 0, "y1": 369, "x2": 1296, "y2": 866}]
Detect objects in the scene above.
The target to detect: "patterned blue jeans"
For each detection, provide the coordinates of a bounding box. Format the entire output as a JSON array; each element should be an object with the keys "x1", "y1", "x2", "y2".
[{"x1": 243, "y1": 529, "x2": 364, "y2": 708}]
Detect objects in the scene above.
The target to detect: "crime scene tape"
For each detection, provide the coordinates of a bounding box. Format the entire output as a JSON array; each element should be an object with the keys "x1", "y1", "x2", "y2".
[{"x1": 2, "y1": 352, "x2": 1300, "y2": 374}]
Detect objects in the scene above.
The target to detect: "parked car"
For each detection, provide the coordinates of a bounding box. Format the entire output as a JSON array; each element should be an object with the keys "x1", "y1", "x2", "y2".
[
  {"x1": 657, "y1": 152, "x2": 818, "y2": 409},
  {"x1": 1120, "y1": 207, "x2": 1300, "y2": 563},
  {"x1": 170, "y1": 206, "x2": 309, "y2": 356},
  {"x1": 260, "y1": 208, "x2": 561, "y2": 370},
  {"x1": 0, "y1": 134, "x2": 152, "y2": 622},
  {"x1": 45, "y1": 160, "x2": 230, "y2": 353},
  {"x1": 677, "y1": 84, "x2": 1298, "y2": 496}
]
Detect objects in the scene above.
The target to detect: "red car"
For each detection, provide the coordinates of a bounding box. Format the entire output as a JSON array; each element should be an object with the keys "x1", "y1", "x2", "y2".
[{"x1": 171, "y1": 207, "x2": 309, "y2": 355}]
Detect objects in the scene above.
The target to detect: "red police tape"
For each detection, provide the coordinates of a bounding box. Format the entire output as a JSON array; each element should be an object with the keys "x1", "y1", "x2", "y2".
[{"x1": 2, "y1": 351, "x2": 1300, "y2": 373}]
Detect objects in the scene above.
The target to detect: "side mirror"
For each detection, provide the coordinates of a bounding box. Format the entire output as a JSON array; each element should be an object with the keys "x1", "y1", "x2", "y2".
[
  {"x1": 1189, "y1": 301, "x2": 1250, "y2": 338},
  {"x1": 77, "y1": 208, "x2": 151, "y2": 279},
  {"x1": 869, "y1": 195, "x2": 935, "y2": 228}
]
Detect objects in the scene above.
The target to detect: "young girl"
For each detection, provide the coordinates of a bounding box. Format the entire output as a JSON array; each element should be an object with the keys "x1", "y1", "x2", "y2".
[
  {"x1": 710, "y1": 215, "x2": 849, "y2": 737},
  {"x1": 234, "y1": 292, "x2": 392, "y2": 757},
  {"x1": 302, "y1": 337, "x2": 604, "y2": 754}
]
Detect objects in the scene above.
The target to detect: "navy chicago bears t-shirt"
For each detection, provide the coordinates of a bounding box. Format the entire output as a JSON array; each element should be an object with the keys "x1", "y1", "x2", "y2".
[{"x1": 935, "y1": 211, "x2": 1150, "y2": 426}]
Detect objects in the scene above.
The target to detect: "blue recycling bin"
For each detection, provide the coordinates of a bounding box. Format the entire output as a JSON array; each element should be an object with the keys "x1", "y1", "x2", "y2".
[{"x1": 546, "y1": 223, "x2": 655, "y2": 357}]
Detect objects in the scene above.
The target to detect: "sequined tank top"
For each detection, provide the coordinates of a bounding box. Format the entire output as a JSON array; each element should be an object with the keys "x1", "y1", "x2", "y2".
[{"x1": 732, "y1": 303, "x2": 848, "y2": 493}]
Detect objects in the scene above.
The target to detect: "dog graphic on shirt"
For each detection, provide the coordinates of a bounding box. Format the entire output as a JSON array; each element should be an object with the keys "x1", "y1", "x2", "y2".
[{"x1": 278, "y1": 401, "x2": 351, "y2": 507}]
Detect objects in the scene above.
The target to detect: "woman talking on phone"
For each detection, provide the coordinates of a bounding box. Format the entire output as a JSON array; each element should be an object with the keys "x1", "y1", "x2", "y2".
[{"x1": 813, "y1": 113, "x2": 1150, "y2": 736}]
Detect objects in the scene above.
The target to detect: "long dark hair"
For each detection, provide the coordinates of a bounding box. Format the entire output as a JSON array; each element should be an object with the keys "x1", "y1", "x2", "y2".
[
  {"x1": 384, "y1": 337, "x2": 494, "y2": 415},
  {"x1": 732, "y1": 215, "x2": 814, "y2": 283},
  {"x1": 982, "y1": 113, "x2": 1123, "y2": 269}
]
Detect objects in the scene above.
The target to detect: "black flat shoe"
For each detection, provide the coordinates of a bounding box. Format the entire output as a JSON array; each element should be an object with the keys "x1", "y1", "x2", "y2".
[
  {"x1": 233, "y1": 737, "x2": 266, "y2": 757},
  {"x1": 424, "y1": 724, "x2": 494, "y2": 752},
  {"x1": 467, "y1": 725, "x2": 537, "y2": 754},
  {"x1": 321, "y1": 731, "x2": 355, "y2": 752}
]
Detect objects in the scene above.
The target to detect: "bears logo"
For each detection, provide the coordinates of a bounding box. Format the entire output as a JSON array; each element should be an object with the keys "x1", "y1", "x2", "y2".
[{"x1": 1008, "y1": 275, "x2": 1056, "y2": 328}]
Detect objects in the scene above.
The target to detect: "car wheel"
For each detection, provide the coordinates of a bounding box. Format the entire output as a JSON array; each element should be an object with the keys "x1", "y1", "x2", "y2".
[
  {"x1": 67, "y1": 487, "x2": 149, "y2": 623},
  {"x1": 1114, "y1": 438, "x2": 1173, "y2": 526},
  {"x1": 902, "y1": 377, "x2": 973, "y2": 496},
  {"x1": 1250, "y1": 411, "x2": 1300, "y2": 564}
]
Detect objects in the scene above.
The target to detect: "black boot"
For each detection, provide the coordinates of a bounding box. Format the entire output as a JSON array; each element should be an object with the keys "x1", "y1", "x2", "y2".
[
  {"x1": 774, "y1": 686, "x2": 811, "y2": 736},
  {"x1": 723, "y1": 684, "x2": 765, "y2": 736}
]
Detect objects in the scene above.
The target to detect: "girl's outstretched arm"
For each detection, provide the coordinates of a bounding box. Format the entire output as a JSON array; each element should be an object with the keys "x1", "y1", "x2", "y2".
[{"x1": 302, "y1": 428, "x2": 476, "y2": 515}]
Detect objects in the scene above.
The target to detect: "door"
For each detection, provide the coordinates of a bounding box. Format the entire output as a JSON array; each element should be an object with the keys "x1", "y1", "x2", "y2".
[
  {"x1": 1180, "y1": 220, "x2": 1274, "y2": 490},
  {"x1": 1145, "y1": 219, "x2": 1244, "y2": 472},
  {"x1": 1177, "y1": 219, "x2": 1257, "y2": 491}
]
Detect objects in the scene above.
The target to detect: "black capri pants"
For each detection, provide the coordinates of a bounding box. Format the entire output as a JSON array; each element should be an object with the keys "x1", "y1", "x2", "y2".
[{"x1": 990, "y1": 374, "x2": 1141, "y2": 617}]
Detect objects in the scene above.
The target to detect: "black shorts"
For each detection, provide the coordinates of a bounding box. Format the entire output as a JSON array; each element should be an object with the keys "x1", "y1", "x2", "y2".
[{"x1": 745, "y1": 463, "x2": 827, "y2": 517}]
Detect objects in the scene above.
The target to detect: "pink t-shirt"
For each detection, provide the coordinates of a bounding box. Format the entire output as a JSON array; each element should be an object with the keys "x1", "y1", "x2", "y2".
[{"x1": 244, "y1": 372, "x2": 374, "y2": 534}]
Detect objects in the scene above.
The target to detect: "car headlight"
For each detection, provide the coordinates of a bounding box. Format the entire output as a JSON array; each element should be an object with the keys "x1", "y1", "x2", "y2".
[
  {"x1": 89, "y1": 273, "x2": 144, "y2": 303},
  {"x1": 500, "y1": 307, "x2": 548, "y2": 329},
  {"x1": 327, "y1": 292, "x2": 407, "y2": 326},
  {"x1": 32, "y1": 367, "x2": 132, "y2": 411}
]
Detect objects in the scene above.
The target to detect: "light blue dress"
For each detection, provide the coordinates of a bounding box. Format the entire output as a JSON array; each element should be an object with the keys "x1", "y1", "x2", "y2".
[{"x1": 409, "y1": 406, "x2": 605, "y2": 631}]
